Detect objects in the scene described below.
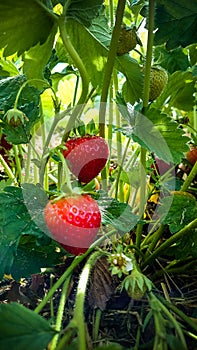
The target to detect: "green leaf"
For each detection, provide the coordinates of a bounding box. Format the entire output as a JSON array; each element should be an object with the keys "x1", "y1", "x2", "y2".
[
  {"x1": 153, "y1": 46, "x2": 190, "y2": 74},
  {"x1": 0, "y1": 58, "x2": 19, "y2": 78},
  {"x1": 188, "y1": 44, "x2": 197, "y2": 66},
  {"x1": 0, "y1": 302, "x2": 56, "y2": 350},
  {"x1": 67, "y1": 0, "x2": 104, "y2": 27},
  {"x1": 10, "y1": 239, "x2": 64, "y2": 280},
  {"x1": 89, "y1": 10, "x2": 111, "y2": 48},
  {"x1": 0, "y1": 0, "x2": 55, "y2": 56},
  {"x1": 23, "y1": 28, "x2": 57, "y2": 83},
  {"x1": 158, "y1": 191, "x2": 197, "y2": 233},
  {"x1": 66, "y1": 19, "x2": 108, "y2": 88},
  {"x1": 132, "y1": 108, "x2": 190, "y2": 164},
  {"x1": 0, "y1": 184, "x2": 49, "y2": 279},
  {"x1": 0, "y1": 76, "x2": 41, "y2": 144},
  {"x1": 152, "y1": 70, "x2": 197, "y2": 111},
  {"x1": 168, "y1": 230, "x2": 197, "y2": 259},
  {"x1": 98, "y1": 192, "x2": 138, "y2": 233},
  {"x1": 153, "y1": 0, "x2": 197, "y2": 50},
  {"x1": 118, "y1": 55, "x2": 143, "y2": 104}
]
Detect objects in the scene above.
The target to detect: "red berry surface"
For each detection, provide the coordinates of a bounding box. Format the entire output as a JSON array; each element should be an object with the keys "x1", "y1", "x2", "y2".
[
  {"x1": 63, "y1": 135, "x2": 109, "y2": 183},
  {"x1": 186, "y1": 146, "x2": 197, "y2": 165},
  {"x1": 0, "y1": 133, "x2": 13, "y2": 166},
  {"x1": 44, "y1": 194, "x2": 101, "y2": 255}
]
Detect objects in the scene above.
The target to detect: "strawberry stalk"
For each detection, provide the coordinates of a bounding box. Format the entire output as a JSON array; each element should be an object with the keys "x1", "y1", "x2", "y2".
[
  {"x1": 58, "y1": 16, "x2": 90, "y2": 141},
  {"x1": 98, "y1": 0, "x2": 126, "y2": 189},
  {"x1": 13, "y1": 145, "x2": 22, "y2": 184},
  {"x1": 0, "y1": 154, "x2": 18, "y2": 185},
  {"x1": 136, "y1": 0, "x2": 155, "y2": 250},
  {"x1": 71, "y1": 251, "x2": 102, "y2": 350},
  {"x1": 99, "y1": 0, "x2": 126, "y2": 138},
  {"x1": 34, "y1": 253, "x2": 90, "y2": 315},
  {"x1": 147, "y1": 292, "x2": 187, "y2": 349},
  {"x1": 49, "y1": 274, "x2": 73, "y2": 350},
  {"x1": 180, "y1": 160, "x2": 197, "y2": 191},
  {"x1": 141, "y1": 217, "x2": 197, "y2": 269}
]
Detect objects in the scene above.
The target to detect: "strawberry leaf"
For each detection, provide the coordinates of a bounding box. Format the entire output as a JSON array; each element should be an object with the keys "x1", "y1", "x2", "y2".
[
  {"x1": 126, "y1": 108, "x2": 189, "y2": 164},
  {"x1": 0, "y1": 0, "x2": 55, "y2": 56},
  {"x1": 23, "y1": 28, "x2": 57, "y2": 83},
  {"x1": 118, "y1": 55, "x2": 143, "y2": 104},
  {"x1": 65, "y1": 19, "x2": 108, "y2": 89},
  {"x1": 142, "y1": 0, "x2": 197, "y2": 50},
  {"x1": 153, "y1": 46, "x2": 190, "y2": 74},
  {"x1": 66, "y1": 0, "x2": 104, "y2": 27},
  {"x1": 158, "y1": 192, "x2": 197, "y2": 233},
  {"x1": 0, "y1": 184, "x2": 50, "y2": 279},
  {"x1": 0, "y1": 303, "x2": 56, "y2": 350},
  {"x1": 10, "y1": 239, "x2": 64, "y2": 280},
  {"x1": 0, "y1": 76, "x2": 40, "y2": 144},
  {"x1": 98, "y1": 192, "x2": 138, "y2": 232},
  {"x1": 0, "y1": 58, "x2": 19, "y2": 77}
]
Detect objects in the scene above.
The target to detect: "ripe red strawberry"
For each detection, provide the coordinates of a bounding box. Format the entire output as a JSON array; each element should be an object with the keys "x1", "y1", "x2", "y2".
[
  {"x1": 186, "y1": 145, "x2": 197, "y2": 165},
  {"x1": 62, "y1": 135, "x2": 109, "y2": 183},
  {"x1": 0, "y1": 133, "x2": 13, "y2": 166},
  {"x1": 44, "y1": 194, "x2": 101, "y2": 255},
  {"x1": 152, "y1": 157, "x2": 174, "y2": 176}
]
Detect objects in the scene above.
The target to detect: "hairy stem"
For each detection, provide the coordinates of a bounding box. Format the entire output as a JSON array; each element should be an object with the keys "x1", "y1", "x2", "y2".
[
  {"x1": 72, "y1": 251, "x2": 102, "y2": 350},
  {"x1": 50, "y1": 274, "x2": 72, "y2": 350}
]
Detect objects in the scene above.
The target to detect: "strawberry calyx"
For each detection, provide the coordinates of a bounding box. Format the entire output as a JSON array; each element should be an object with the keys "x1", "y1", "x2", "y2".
[{"x1": 5, "y1": 108, "x2": 29, "y2": 127}]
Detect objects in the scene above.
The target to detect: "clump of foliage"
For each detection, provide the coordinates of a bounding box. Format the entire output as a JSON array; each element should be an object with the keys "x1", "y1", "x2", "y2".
[{"x1": 0, "y1": 1, "x2": 197, "y2": 350}]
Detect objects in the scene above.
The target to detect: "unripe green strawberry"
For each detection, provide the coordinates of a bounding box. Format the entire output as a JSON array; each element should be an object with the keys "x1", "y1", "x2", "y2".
[
  {"x1": 148, "y1": 66, "x2": 168, "y2": 101},
  {"x1": 117, "y1": 26, "x2": 139, "y2": 56},
  {"x1": 5, "y1": 108, "x2": 28, "y2": 127},
  {"x1": 122, "y1": 267, "x2": 152, "y2": 300}
]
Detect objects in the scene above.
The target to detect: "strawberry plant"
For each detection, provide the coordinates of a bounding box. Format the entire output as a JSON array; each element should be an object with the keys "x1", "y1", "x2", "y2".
[{"x1": 0, "y1": 0, "x2": 197, "y2": 350}]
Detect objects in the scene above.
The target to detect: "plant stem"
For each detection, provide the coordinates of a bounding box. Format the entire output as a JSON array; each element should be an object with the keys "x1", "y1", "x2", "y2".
[
  {"x1": 114, "y1": 137, "x2": 131, "y2": 199},
  {"x1": 136, "y1": 0, "x2": 155, "y2": 250},
  {"x1": 143, "y1": 224, "x2": 165, "y2": 258},
  {"x1": 99, "y1": 0, "x2": 126, "y2": 138},
  {"x1": 136, "y1": 147, "x2": 147, "y2": 249},
  {"x1": 0, "y1": 154, "x2": 18, "y2": 185},
  {"x1": 50, "y1": 274, "x2": 72, "y2": 350},
  {"x1": 142, "y1": 0, "x2": 155, "y2": 107},
  {"x1": 13, "y1": 145, "x2": 22, "y2": 184},
  {"x1": 93, "y1": 308, "x2": 102, "y2": 341},
  {"x1": 14, "y1": 79, "x2": 53, "y2": 109},
  {"x1": 24, "y1": 143, "x2": 32, "y2": 183},
  {"x1": 181, "y1": 160, "x2": 197, "y2": 191},
  {"x1": 72, "y1": 251, "x2": 102, "y2": 350},
  {"x1": 142, "y1": 217, "x2": 197, "y2": 268},
  {"x1": 58, "y1": 16, "x2": 89, "y2": 141},
  {"x1": 39, "y1": 109, "x2": 69, "y2": 187},
  {"x1": 148, "y1": 292, "x2": 187, "y2": 350},
  {"x1": 157, "y1": 293, "x2": 197, "y2": 334},
  {"x1": 34, "y1": 253, "x2": 89, "y2": 314}
]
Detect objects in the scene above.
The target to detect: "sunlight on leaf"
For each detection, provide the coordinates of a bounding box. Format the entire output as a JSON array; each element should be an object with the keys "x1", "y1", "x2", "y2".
[{"x1": 0, "y1": 0, "x2": 55, "y2": 56}]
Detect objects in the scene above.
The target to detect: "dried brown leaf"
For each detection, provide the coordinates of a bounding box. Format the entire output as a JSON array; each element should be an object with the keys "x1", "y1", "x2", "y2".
[{"x1": 88, "y1": 256, "x2": 118, "y2": 310}]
